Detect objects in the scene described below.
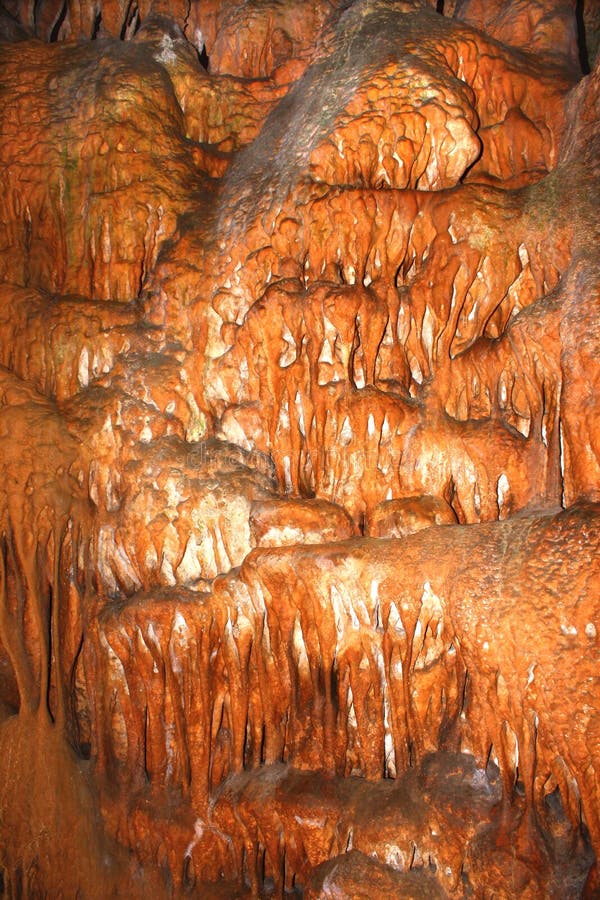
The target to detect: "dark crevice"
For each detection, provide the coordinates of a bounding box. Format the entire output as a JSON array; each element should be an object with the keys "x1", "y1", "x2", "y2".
[
  {"x1": 45, "y1": 567, "x2": 54, "y2": 723},
  {"x1": 49, "y1": 0, "x2": 68, "y2": 42},
  {"x1": 198, "y1": 44, "x2": 209, "y2": 70},
  {"x1": 436, "y1": 0, "x2": 444, "y2": 13},
  {"x1": 576, "y1": 0, "x2": 590, "y2": 74},
  {"x1": 33, "y1": 0, "x2": 43, "y2": 33},
  {"x1": 120, "y1": 1, "x2": 140, "y2": 40},
  {"x1": 120, "y1": 0, "x2": 134, "y2": 39},
  {"x1": 182, "y1": 855, "x2": 196, "y2": 891},
  {"x1": 70, "y1": 632, "x2": 89, "y2": 758},
  {"x1": 91, "y1": 10, "x2": 102, "y2": 40}
]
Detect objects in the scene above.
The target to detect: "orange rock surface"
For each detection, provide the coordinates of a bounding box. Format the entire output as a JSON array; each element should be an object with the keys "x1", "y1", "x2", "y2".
[{"x1": 0, "y1": 0, "x2": 598, "y2": 896}]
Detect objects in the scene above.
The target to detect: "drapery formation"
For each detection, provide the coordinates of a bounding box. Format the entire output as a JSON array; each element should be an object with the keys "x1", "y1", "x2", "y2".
[{"x1": 0, "y1": 1, "x2": 598, "y2": 896}]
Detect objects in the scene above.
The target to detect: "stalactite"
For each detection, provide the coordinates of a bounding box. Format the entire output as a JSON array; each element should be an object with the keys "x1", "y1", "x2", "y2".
[{"x1": 0, "y1": 0, "x2": 598, "y2": 895}]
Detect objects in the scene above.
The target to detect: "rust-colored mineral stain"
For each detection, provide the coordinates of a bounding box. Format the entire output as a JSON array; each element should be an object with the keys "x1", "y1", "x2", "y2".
[{"x1": 0, "y1": 0, "x2": 598, "y2": 896}]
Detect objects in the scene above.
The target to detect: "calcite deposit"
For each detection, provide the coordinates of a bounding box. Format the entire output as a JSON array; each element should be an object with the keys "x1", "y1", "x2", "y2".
[{"x1": 0, "y1": 0, "x2": 598, "y2": 897}]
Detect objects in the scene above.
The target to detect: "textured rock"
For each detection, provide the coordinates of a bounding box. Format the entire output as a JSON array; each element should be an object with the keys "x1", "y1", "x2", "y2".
[
  {"x1": 366, "y1": 494, "x2": 458, "y2": 537},
  {"x1": 213, "y1": 752, "x2": 591, "y2": 897},
  {"x1": 249, "y1": 497, "x2": 357, "y2": 547},
  {"x1": 0, "y1": 37, "x2": 204, "y2": 299},
  {"x1": 212, "y1": 754, "x2": 503, "y2": 895},
  {"x1": 0, "y1": 0, "x2": 599, "y2": 896},
  {"x1": 188, "y1": 0, "x2": 337, "y2": 79},
  {"x1": 454, "y1": 0, "x2": 580, "y2": 70}
]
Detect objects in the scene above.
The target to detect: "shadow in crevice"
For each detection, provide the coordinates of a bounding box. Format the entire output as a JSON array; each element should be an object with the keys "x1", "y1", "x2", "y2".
[
  {"x1": 576, "y1": 0, "x2": 590, "y2": 73},
  {"x1": 198, "y1": 43, "x2": 209, "y2": 70},
  {"x1": 49, "y1": 0, "x2": 67, "y2": 42}
]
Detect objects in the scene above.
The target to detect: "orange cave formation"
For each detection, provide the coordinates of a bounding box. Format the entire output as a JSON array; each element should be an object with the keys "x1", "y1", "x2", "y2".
[{"x1": 0, "y1": 0, "x2": 599, "y2": 897}]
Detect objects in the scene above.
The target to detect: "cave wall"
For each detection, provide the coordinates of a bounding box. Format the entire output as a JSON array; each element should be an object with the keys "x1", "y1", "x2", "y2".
[{"x1": 0, "y1": 0, "x2": 599, "y2": 897}]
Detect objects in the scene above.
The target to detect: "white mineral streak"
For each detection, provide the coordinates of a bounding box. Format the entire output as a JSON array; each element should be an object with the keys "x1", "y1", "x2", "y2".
[
  {"x1": 77, "y1": 346, "x2": 89, "y2": 387},
  {"x1": 176, "y1": 534, "x2": 203, "y2": 582}
]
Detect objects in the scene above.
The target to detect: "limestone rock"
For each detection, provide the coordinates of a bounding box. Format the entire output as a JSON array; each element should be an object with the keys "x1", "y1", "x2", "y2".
[{"x1": 0, "y1": 1, "x2": 598, "y2": 896}]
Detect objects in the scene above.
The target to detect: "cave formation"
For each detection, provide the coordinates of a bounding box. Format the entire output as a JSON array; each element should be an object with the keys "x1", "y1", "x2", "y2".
[{"x1": 0, "y1": 0, "x2": 599, "y2": 897}]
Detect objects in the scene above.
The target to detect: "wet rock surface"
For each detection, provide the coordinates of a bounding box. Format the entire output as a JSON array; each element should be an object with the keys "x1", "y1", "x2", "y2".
[{"x1": 0, "y1": 0, "x2": 599, "y2": 896}]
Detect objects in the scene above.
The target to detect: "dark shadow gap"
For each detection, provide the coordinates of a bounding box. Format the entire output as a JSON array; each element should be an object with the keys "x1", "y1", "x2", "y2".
[
  {"x1": 198, "y1": 44, "x2": 209, "y2": 70},
  {"x1": 33, "y1": 0, "x2": 43, "y2": 33},
  {"x1": 49, "y1": 0, "x2": 68, "y2": 42},
  {"x1": 576, "y1": 0, "x2": 590, "y2": 74},
  {"x1": 120, "y1": 1, "x2": 140, "y2": 40},
  {"x1": 91, "y1": 10, "x2": 102, "y2": 40}
]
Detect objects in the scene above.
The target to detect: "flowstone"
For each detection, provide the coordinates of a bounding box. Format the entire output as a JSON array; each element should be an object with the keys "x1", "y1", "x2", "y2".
[{"x1": 0, "y1": 0, "x2": 598, "y2": 896}]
